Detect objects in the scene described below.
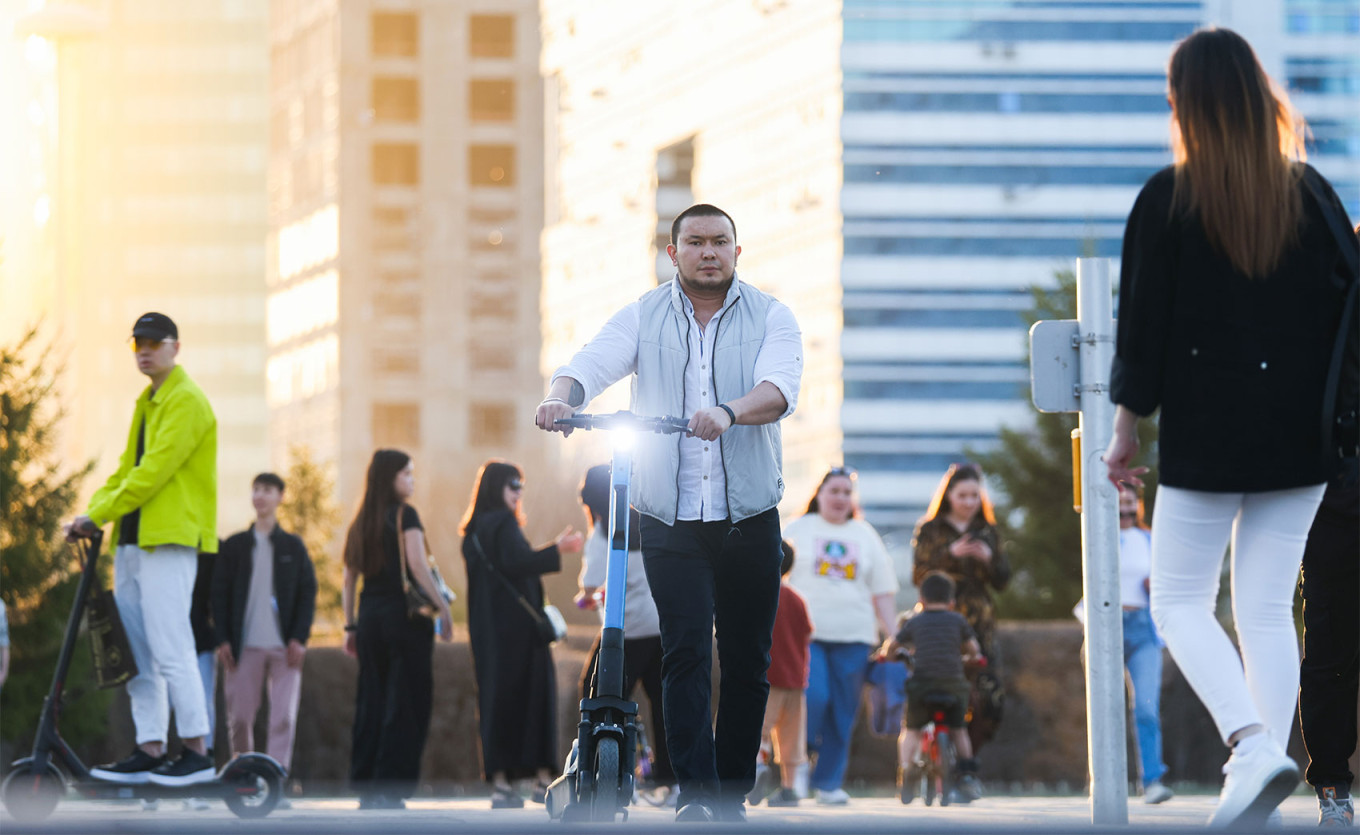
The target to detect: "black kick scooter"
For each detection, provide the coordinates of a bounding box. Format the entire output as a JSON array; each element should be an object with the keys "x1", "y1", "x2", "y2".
[
  {"x1": 1, "y1": 530, "x2": 286, "y2": 821},
  {"x1": 544, "y1": 411, "x2": 689, "y2": 823}
]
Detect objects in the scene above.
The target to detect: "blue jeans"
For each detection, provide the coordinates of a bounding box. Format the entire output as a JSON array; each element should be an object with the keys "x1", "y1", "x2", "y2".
[
  {"x1": 1124, "y1": 607, "x2": 1167, "y2": 786},
  {"x1": 806, "y1": 640, "x2": 872, "y2": 792},
  {"x1": 196, "y1": 650, "x2": 216, "y2": 752}
]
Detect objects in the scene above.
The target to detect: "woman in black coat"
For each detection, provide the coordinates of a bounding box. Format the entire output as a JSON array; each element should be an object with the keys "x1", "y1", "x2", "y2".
[
  {"x1": 1103, "y1": 27, "x2": 1357, "y2": 830},
  {"x1": 460, "y1": 461, "x2": 582, "y2": 808}
]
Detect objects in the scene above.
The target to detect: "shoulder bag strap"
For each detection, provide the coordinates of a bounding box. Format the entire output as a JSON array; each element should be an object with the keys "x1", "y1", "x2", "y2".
[
  {"x1": 1302, "y1": 173, "x2": 1360, "y2": 458},
  {"x1": 397, "y1": 504, "x2": 413, "y2": 594},
  {"x1": 469, "y1": 528, "x2": 551, "y2": 626}
]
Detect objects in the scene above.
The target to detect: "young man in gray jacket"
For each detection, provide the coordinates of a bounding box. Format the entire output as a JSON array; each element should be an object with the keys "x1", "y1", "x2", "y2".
[{"x1": 537, "y1": 204, "x2": 803, "y2": 822}]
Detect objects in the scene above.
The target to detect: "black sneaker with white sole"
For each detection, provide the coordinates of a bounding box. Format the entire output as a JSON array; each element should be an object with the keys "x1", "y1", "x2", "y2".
[
  {"x1": 90, "y1": 749, "x2": 166, "y2": 784},
  {"x1": 146, "y1": 750, "x2": 215, "y2": 787}
]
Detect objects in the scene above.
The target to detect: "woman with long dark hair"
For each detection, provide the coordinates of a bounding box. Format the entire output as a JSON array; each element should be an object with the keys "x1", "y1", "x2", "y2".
[
  {"x1": 911, "y1": 462, "x2": 1009, "y2": 783},
  {"x1": 783, "y1": 466, "x2": 898, "y2": 805},
  {"x1": 341, "y1": 449, "x2": 452, "y2": 810},
  {"x1": 460, "y1": 461, "x2": 581, "y2": 808},
  {"x1": 1103, "y1": 28, "x2": 1357, "y2": 827}
]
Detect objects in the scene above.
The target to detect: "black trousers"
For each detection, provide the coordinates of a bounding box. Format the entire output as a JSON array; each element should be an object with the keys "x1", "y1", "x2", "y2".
[
  {"x1": 1298, "y1": 479, "x2": 1359, "y2": 794},
  {"x1": 640, "y1": 508, "x2": 782, "y2": 810},
  {"x1": 580, "y1": 633, "x2": 676, "y2": 785},
  {"x1": 351, "y1": 595, "x2": 434, "y2": 799}
]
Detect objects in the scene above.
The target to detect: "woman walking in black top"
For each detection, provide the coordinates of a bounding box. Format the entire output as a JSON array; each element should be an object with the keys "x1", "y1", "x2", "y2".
[
  {"x1": 1103, "y1": 27, "x2": 1357, "y2": 829},
  {"x1": 342, "y1": 449, "x2": 453, "y2": 810},
  {"x1": 460, "y1": 461, "x2": 581, "y2": 808}
]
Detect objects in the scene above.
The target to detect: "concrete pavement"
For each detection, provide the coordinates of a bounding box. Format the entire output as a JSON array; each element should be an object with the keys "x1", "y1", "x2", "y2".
[{"x1": 0, "y1": 792, "x2": 1327, "y2": 834}]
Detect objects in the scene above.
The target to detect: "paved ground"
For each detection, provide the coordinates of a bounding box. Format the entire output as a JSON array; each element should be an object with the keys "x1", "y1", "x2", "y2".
[{"x1": 0, "y1": 792, "x2": 1326, "y2": 834}]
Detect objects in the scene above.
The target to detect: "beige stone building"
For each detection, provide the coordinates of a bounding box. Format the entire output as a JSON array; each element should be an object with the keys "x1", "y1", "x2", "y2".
[
  {"x1": 266, "y1": 0, "x2": 546, "y2": 560},
  {"x1": 8, "y1": 0, "x2": 270, "y2": 532}
]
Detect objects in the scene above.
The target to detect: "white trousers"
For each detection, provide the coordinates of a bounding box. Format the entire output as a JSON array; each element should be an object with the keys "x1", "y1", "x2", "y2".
[
  {"x1": 114, "y1": 544, "x2": 210, "y2": 744},
  {"x1": 1149, "y1": 484, "x2": 1326, "y2": 748}
]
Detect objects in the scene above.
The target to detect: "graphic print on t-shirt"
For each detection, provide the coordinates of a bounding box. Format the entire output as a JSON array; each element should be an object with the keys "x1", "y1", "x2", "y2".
[{"x1": 813, "y1": 538, "x2": 860, "y2": 581}]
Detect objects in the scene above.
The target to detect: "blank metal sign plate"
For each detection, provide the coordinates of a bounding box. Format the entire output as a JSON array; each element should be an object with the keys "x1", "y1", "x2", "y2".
[{"x1": 1030, "y1": 319, "x2": 1080, "y2": 413}]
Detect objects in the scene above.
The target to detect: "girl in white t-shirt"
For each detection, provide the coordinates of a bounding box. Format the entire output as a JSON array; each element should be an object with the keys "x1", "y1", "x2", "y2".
[{"x1": 784, "y1": 467, "x2": 898, "y2": 805}]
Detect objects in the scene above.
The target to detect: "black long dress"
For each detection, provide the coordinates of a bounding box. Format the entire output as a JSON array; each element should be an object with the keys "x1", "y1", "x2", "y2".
[
  {"x1": 461, "y1": 509, "x2": 562, "y2": 780},
  {"x1": 350, "y1": 504, "x2": 434, "y2": 800}
]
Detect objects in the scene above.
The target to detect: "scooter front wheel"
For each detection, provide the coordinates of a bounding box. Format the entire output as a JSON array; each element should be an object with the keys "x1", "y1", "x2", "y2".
[
  {"x1": 221, "y1": 757, "x2": 282, "y2": 819},
  {"x1": 591, "y1": 737, "x2": 621, "y2": 822},
  {"x1": 2, "y1": 760, "x2": 65, "y2": 822}
]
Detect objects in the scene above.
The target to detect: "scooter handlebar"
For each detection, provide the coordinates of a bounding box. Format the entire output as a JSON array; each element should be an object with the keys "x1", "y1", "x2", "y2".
[{"x1": 553, "y1": 411, "x2": 691, "y2": 435}]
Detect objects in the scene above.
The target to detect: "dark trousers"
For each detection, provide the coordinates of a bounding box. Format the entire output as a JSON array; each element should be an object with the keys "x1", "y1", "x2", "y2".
[
  {"x1": 640, "y1": 508, "x2": 782, "y2": 810},
  {"x1": 580, "y1": 633, "x2": 676, "y2": 785},
  {"x1": 1298, "y1": 480, "x2": 1359, "y2": 794},
  {"x1": 351, "y1": 596, "x2": 434, "y2": 800}
]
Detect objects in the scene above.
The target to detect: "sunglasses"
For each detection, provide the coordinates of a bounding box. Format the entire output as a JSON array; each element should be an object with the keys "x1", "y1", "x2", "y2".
[
  {"x1": 508, "y1": 479, "x2": 524, "y2": 491},
  {"x1": 130, "y1": 337, "x2": 176, "y2": 352},
  {"x1": 827, "y1": 466, "x2": 857, "y2": 478}
]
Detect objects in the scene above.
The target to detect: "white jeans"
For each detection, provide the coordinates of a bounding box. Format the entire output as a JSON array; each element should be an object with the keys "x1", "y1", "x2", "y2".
[
  {"x1": 114, "y1": 544, "x2": 210, "y2": 744},
  {"x1": 1149, "y1": 484, "x2": 1326, "y2": 748}
]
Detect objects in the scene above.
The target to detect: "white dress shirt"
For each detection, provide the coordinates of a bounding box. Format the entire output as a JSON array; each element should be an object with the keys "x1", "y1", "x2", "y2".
[{"x1": 553, "y1": 277, "x2": 803, "y2": 522}]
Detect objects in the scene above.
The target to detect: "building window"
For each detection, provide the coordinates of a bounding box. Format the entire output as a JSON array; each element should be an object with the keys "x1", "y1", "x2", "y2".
[
  {"x1": 373, "y1": 206, "x2": 414, "y2": 252},
  {"x1": 372, "y1": 13, "x2": 418, "y2": 57},
  {"x1": 373, "y1": 402, "x2": 420, "y2": 447},
  {"x1": 470, "y1": 289, "x2": 515, "y2": 320},
  {"x1": 469, "y1": 402, "x2": 514, "y2": 448},
  {"x1": 373, "y1": 77, "x2": 420, "y2": 122},
  {"x1": 469, "y1": 14, "x2": 514, "y2": 58},
  {"x1": 469, "y1": 79, "x2": 515, "y2": 121},
  {"x1": 373, "y1": 351, "x2": 420, "y2": 375},
  {"x1": 373, "y1": 143, "x2": 419, "y2": 186},
  {"x1": 469, "y1": 145, "x2": 515, "y2": 186}
]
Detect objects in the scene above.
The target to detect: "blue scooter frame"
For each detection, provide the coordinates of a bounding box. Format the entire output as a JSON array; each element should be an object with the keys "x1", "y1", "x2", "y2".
[{"x1": 544, "y1": 411, "x2": 689, "y2": 823}]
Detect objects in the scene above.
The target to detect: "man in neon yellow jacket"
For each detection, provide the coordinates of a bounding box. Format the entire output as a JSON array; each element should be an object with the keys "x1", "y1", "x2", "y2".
[{"x1": 65, "y1": 312, "x2": 218, "y2": 787}]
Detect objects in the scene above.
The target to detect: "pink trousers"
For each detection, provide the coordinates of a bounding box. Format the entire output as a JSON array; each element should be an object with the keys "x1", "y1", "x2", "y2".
[{"x1": 223, "y1": 646, "x2": 302, "y2": 771}]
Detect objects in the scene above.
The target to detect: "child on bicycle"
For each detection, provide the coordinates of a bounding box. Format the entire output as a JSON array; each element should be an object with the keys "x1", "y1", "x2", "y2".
[{"x1": 879, "y1": 571, "x2": 982, "y2": 803}]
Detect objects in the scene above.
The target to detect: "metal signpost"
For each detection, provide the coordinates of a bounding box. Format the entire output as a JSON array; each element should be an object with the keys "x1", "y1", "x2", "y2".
[{"x1": 1029, "y1": 257, "x2": 1128, "y2": 825}]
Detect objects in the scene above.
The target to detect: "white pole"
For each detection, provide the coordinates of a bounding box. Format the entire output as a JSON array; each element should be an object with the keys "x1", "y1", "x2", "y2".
[{"x1": 1076, "y1": 257, "x2": 1128, "y2": 825}]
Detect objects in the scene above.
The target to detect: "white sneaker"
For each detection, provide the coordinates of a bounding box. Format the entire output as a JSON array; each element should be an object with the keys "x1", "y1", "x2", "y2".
[
  {"x1": 181, "y1": 797, "x2": 210, "y2": 811},
  {"x1": 1143, "y1": 781, "x2": 1174, "y2": 805},
  {"x1": 814, "y1": 787, "x2": 850, "y2": 805},
  {"x1": 1208, "y1": 738, "x2": 1298, "y2": 828},
  {"x1": 139, "y1": 798, "x2": 159, "y2": 812}
]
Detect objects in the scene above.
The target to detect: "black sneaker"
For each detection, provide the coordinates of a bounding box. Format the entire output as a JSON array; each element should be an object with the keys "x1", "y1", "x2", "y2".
[
  {"x1": 146, "y1": 749, "x2": 215, "y2": 787},
  {"x1": 90, "y1": 749, "x2": 166, "y2": 784}
]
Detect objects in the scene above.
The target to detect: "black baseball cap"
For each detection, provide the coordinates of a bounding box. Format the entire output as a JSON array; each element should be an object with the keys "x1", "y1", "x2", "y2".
[{"x1": 131, "y1": 312, "x2": 178, "y2": 341}]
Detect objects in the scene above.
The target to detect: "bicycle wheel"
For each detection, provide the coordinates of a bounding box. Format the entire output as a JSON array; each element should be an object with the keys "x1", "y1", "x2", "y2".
[
  {"x1": 591, "y1": 737, "x2": 621, "y2": 822},
  {"x1": 936, "y1": 729, "x2": 957, "y2": 808}
]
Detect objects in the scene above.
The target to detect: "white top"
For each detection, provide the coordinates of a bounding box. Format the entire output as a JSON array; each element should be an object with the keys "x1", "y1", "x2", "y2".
[
  {"x1": 1119, "y1": 526, "x2": 1153, "y2": 609},
  {"x1": 242, "y1": 529, "x2": 284, "y2": 649},
  {"x1": 552, "y1": 277, "x2": 803, "y2": 522},
  {"x1": 579, "y1": 524, "x2": 661, "y2": 639},
  {"x1": 784, "y1": 514, "x2": 899, "y2": 645}
]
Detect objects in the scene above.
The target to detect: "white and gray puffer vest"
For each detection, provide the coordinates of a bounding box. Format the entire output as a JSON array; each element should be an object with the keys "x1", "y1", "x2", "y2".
[{"x1": 631, "y1": 278, "x2": 785, "y2": 525}]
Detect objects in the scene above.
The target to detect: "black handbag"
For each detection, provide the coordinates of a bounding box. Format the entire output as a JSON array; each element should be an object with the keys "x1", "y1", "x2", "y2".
[
  {"x1": 86, "y1": 585, "x2": 138, "y2": 690},
  {"x1": 397, "y1": 505, "x2": 443, "y2": 621},
  {"x1": 468, "y1": 530, "x2": 564, "y2": 646}
]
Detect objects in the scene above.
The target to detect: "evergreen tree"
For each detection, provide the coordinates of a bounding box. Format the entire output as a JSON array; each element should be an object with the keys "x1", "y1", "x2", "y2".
[
  {"x1": 974, "y1": 269, "x2": 1159, "y2": 619},
  {"x1": 277, "y1": 444, "x2": 343, "y2": 637},
  {"x1": 0, "y1": 327, "x2": 104, "y2": 746}
]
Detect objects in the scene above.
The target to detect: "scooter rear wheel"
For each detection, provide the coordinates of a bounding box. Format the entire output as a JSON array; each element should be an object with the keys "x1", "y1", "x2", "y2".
[
  {"x1": 221, "y1": 758, "x2": 282, "y2": 819},
  {"x1": 591, "y1": 737, "x2": 620, "y2": 822},
  {"x1": 2, "y1": 761, "x2": 65, "y2": 822}
]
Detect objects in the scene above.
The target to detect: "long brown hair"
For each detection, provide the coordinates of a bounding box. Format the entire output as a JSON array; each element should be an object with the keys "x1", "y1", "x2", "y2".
[
  {"x1": 804, "y1": 466, "x2": 862, "y2": 519},
  {"x1": 922, "y1": 463, "x2": 997, "y2": 527},
  {"x1": 1167, "y1": 27, "x2": 1306, "y2": 278},
  {"x1": 342, "y1": 449, "x2": 410, "y2": 578},
  {"x1": 460, "y1": 460, "x2": 524, "y2": 535}
]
